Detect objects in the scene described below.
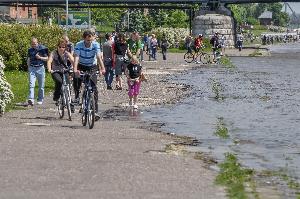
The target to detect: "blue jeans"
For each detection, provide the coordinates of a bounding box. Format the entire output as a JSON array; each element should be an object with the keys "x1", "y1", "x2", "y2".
[
  {"x1": 151, "y1": 47, "x2": 157, "y2": 60},
  {"x1": 104, "y1": 61, "x2": 114, "y2": 86},
  {"x1": 28, "y1": 66, "x2": 45, "y2": 102}
]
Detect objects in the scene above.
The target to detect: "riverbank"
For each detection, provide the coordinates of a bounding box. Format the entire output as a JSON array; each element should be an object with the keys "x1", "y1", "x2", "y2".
[{"x1": 0, "y1": 54, "x2": 228, "y2": 198}]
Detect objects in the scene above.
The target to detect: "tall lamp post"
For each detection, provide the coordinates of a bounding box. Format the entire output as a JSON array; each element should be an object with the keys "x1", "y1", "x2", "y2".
[{"x1": 66, "y1": 0, "x2": 69, "y2": 33}]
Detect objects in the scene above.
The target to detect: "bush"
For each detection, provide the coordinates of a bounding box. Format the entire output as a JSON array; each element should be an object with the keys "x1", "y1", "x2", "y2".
[
  {"x1": 151, "y1": 27, "x2": 189, "y2": 48},
  {"x1": 0, "y1": 24, "x2": 81, "y2": 71},
  {"x1": 0, "y1": 55, "x2": 14, "y2": 115}
]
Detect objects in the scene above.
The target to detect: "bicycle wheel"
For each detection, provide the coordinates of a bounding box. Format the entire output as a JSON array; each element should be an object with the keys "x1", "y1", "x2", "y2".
[
  {"x1": 200, "y1": 53, "x2": 210, "y2": 64},
  {"x1": 87, "y1": 92, "x2": 95, "y2": 129},
  {"x1": 81, "y1": 91, "x2": 87, "y2": 126},
  {"x1": 184, "y1": 52, "x2": 194, "y2": 63},
  {"x1": 58, "y1": 94, "x2": 64, "y2": 119},
  {"x1": 65, "y1": 86, "x2": 72, "y2": 121}
]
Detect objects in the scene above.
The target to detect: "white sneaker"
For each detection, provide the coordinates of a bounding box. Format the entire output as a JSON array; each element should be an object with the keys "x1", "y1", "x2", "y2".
[
  {"x1": 133, "y1": 104, "x2": 138, "y2": 109},
  {"x1": 27, "y1": 99, "x2": 34, "y2": 106},
  {"x1": 37, "y1": 101, "x2": 43, "y2": 105}
]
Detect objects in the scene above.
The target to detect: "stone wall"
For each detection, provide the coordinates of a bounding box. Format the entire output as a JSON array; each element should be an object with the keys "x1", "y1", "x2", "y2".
[{"x1": 193, "y1": 14, "x2": 235, "y2": 47}]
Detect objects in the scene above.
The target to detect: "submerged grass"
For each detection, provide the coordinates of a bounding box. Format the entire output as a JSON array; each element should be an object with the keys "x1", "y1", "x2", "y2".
[
  {"x1": 216, "y1": 153, "x2": 256, "y2": 199},
  {"x1": 214, "y1": 117, "x2": 230, "y2": 139},
  {"x1": 212, "y1": 79, "x2": 224, "y2": 100},
  {"x1": 260, "y1": 170, "x2": 300, "y2": 193},
  {"x1": 5, "y1": 70, "x2": 54, "y2": 111},
  {"x1": 249, "y1": 49, "x2": 263, "y2": 57},
  {"x1": 220, "y1": 55, "x2": 235, "y2": 68}
]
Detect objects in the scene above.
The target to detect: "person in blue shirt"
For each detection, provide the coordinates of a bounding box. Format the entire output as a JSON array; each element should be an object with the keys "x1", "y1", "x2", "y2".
[
  {"x1": 27, "y1": 37, "x2": 49, "y2": 105},
  {"x1": 73, "y1": 30, "x2": 106, "y2": 120}
]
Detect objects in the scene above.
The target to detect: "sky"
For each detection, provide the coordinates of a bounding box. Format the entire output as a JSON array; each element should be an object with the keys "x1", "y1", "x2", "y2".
[{"x1": 284, "y1": 2, "x2": 300, "y2": 14}]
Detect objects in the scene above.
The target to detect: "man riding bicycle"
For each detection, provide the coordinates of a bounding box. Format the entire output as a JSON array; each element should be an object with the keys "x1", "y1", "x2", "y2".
[
  {"x1": 194, "y1": 34, "x2": 204, "y2": 53},
  {"x1": 73, "y1": 30, "x2": 106, "y2": 120}
]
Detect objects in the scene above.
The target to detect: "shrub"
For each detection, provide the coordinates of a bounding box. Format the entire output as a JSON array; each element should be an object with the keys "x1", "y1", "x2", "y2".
[
  {"x1": 0, "y1": 24, "x2": 81, "y2": 71},
  {"x1": 151, "y1": 27, "x2": 189, "y2": 48},
  {"x1": 0, "y1": 55, "x2": 14, "y2": 115}
]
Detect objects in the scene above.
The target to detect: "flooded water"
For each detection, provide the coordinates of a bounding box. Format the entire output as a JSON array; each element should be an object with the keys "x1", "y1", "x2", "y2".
[{"x1": 143, "y1": 43, "x2": 300, "y2": 186}]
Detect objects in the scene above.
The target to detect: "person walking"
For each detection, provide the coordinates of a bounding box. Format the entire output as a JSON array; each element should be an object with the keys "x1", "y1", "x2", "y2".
[
  {"x1": 161, "y1": 36, "x2": 169, "y2": 60},
  {"x1": 150, "y1": 34, "x2": 158, "y2": 60},
  {"x1": 114, "y1": 33, "x2": 131, "y2": 90},
  {"x1": 73, "y1": 30, "x2": 106, "y2": 120},
  {"x1": 103, "y1": 33, "x2": 115, "y2": 90},
  {"x1": 47, "y1": 39, "x2": 74, "y2": 104},
  {"x1": 27, "y1": 37, "x2": 49, "y2": 105},
  {"x1": 127, "y1": 32, "x2": 142, "y2": 58}
]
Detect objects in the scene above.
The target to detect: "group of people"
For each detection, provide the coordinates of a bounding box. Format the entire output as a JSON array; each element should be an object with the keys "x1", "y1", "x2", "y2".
[
  {"x1": 185, "y1": 32, "x2": 227, "y2": 56},
  {"x1": 27, "y1": 29, "x2": 146, "y2": 121}
]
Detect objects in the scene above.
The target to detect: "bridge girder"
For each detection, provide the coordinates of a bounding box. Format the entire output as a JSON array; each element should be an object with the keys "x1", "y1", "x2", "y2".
[{"x1": 0, "y1": 0, "x2": 299, "y2": 4}]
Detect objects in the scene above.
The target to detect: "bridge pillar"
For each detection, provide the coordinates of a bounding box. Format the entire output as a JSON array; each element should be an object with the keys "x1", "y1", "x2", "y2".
[{"x1": 192, "y1": 3, "x2": 236, "y2": 47}]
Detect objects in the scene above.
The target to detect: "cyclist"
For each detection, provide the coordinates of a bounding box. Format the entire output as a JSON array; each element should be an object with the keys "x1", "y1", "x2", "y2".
[
  {"x1": 194, "y1": 34, "x2": 204, "y2": 53},
  {"x1": 73, "y1": 30, "x2": 106, "y2": 120},
  {"x1": 47, "y1": 38, "x2": 74, "y2": 105}
]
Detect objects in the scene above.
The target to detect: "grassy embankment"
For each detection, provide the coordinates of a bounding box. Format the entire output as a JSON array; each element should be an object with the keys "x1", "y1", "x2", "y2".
[{"x1": 5, "y1": 70, "x2": 54, "y2": 111}]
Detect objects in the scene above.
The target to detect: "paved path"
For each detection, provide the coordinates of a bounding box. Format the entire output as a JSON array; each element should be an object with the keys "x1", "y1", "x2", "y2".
[{"x1": 0, "y1": 54, "x2": 227, "y2": 199}]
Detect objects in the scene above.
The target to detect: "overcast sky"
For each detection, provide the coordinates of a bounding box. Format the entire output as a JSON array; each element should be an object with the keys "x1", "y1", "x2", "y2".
[{"x1": 284, "y1": 2, "x2": 300, "y2": 14}]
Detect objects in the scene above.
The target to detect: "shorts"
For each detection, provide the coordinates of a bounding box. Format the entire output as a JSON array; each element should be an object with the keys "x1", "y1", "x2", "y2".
[{"x1": 115, "y1": 55, "x2": 125, "y2": 76}]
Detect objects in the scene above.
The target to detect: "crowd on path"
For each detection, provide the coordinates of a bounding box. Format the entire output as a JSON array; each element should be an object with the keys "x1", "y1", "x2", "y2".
[{"x1": 26, "y1": 29, "x2": 161, "y2": 121}]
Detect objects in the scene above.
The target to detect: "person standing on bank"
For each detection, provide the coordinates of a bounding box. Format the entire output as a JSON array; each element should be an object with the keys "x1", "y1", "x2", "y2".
[
  {"x1": 27, "y1": 37, "x2": 49, "y2": 105},
  {"x1": 47, "y1": 39, "x2": 74, "y2": 104},
  {"x1": 161, "y1": 35, "x2": 169, "y2": 60},
  {"x1": 103, "y1": 33, "x2": 115, "y2": 90},
  {"x1": 73, "y1": 30, "x2": 106, "y2": 120}
]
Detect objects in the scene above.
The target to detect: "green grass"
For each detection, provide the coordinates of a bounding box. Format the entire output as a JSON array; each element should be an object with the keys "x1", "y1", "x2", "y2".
[
  {"x1": 220, "y1": 56, "x2": 235, "y2": 68},
  {"x1": 216, "y1": 153, "x2": 255, "y2": 199},
  {"x1": 168, "y1": 48, "x2": 187, "y2": 53},
  {"x1": 4, "y1": 70, "x2": 54, "y2": 111},
  {"x1": 215, "y1": 118, "x2": 229, "y2": 139}
]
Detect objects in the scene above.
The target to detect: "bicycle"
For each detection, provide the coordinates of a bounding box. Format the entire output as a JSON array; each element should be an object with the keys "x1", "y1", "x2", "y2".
[
  {"x1": 56, "y1": 68, "x2": 72, "y2": 121},
  {"x1": 184, "y1": 49, "x2": 209, "y2": 64},
  {"x1": 206, "y1": 49, "x2": 222, "y2": 65},
  {"x1": 80, "y1": 70, "x2": 98, "y2": 129}
]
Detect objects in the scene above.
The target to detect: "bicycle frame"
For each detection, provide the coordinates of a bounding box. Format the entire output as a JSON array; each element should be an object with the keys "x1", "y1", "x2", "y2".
[{"x1": 80, "y1": 70, "x2": 97, "y2": 129}]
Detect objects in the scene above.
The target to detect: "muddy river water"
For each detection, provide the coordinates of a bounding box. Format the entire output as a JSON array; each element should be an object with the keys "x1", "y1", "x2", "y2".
[{"x1": 143, "y1": 43, "x2": 300, "y2": 188}]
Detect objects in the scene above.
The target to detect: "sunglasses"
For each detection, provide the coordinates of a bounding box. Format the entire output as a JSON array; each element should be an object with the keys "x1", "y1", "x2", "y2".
[{"x1": 58, "y1": 46, "x2": 66, "y2": 49}]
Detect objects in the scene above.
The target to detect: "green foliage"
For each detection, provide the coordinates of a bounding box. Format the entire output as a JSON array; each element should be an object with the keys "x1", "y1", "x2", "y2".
[
  {"x1": 215, "y1": 118, "x2": 229, "y2": 139},
  {"x1": 0, "y1": 24, "x2": 81, "y2": 71},
  {"x1": 151, "y1": 27, "x2": 189, "y2": 48},
  {"x1": 216, "y1": 153, "x2": 254, "y2": 199},
  {"x1": 229, "y1": 3, "x2": 289, "y2": 26},
  {"x1": 220, "y1": 56, "x2": 235, "y2": 68}
]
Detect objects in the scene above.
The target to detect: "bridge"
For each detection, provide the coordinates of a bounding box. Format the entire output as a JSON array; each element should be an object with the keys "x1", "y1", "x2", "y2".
[{"x1": 0, "y1": 0, "x2": 299, "y2": 5}]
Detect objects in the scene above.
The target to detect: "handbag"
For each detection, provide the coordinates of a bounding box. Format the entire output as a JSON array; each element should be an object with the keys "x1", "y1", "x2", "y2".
[{"x1": 139, "y1": 72, "x2": 148, "y2": 82}]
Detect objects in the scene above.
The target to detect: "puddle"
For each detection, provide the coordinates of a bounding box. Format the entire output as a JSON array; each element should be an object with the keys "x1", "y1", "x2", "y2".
[{"x1": 23, "y1": 122, "x2": 50, "y2": 126}]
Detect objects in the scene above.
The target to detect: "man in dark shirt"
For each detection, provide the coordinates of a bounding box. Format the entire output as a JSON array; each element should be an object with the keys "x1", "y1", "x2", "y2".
[
  {"x1": 114, "y1": 33, "x2": 131, "y2": 90},
  {"x1": 27, "y1": 37, "x2": 48, "y2": 105}
]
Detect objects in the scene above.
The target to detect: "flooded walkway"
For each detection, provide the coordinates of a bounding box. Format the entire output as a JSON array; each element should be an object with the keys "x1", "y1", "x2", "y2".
[{"x1": 143, "y1": 43, "x2": 300, "y2": 197}]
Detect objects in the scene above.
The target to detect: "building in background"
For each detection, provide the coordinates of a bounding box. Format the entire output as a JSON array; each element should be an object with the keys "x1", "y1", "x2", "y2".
[
  {"x1": 258, "y1": 10, "x2": 273, "y2": 26},
  {"x1": 0, "y1": 4, "x2": 37, "y2": 24}
]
